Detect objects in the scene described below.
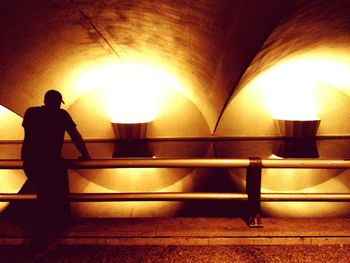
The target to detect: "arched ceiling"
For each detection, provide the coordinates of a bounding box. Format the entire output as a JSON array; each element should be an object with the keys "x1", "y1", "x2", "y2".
[
  {"x1": 236, "y1": 0, "x2": 350, "y2": 93},
  {"x1": 3, "y1": 0, "x2": 350, "y2": 138},
  {"x1": 2, "y1": 0, "x2": 350, "y2": 218},
  {"x1": 0, "y1": 0, "x2": 299, "y2": 134},
  {"x1": 215, "y1": 0, "x2": 350, "y2": 137}
]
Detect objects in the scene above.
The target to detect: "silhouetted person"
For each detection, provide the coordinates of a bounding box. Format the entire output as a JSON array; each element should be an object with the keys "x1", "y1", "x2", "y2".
[{"x1": 21, "y1": 89, "x2": 91, "y2": 251}]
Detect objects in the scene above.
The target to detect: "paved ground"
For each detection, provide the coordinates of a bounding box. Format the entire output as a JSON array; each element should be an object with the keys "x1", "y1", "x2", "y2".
[
  {"x1": 1, "y1": 244, "x2": 350, "y2": 263},
  {"x1": 2, "y1": 203, "x2": 350, "y2": 262},
  {"x1": 1, "y1": 217, "x2": 350, "y2": 262},
  {"x1": 2, "y1": 217, "x2": 350, "y2": 246}
]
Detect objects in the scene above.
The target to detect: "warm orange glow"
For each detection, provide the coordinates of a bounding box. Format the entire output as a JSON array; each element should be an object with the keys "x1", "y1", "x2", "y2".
[
  {"x1": 256, "y1": 154, "x2": 350, "y2": 217},
  {"x1": 69, "y1": 168, "x2": 197, "y2": 217},
  {"x1": 0, "y1": 105, "x2": 24, "y2": 140},
  {"x1": 73, "y1": 60, "x2": 185, "y2": 123},
  {"x1": 228, "y1": 154, "x2": 350, "y2": 217},
  {"x1": 256, "y1": 48, "x2": 350, "y2": 120},
  {"x1": 0, "y1": 105, "x2": 26, "y2": 213},
  {"x1": 0, "y1": 104, "x2": 6, "y2": 116},
  {"x1": 0, "y1": 170, "x2": 27, "y2": 213}
]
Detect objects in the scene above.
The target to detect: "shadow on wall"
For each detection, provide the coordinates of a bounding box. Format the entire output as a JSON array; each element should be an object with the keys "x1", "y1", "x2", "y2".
[{"x1": 66, "y1": 140, "x2": 216, "y2": 217}]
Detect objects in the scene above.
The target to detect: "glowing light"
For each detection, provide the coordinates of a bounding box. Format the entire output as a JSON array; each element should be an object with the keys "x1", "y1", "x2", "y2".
[
  {"x1": 0, "y1": 105, "x2": 6, "y2": 116},
  {"x1": 70, "y1": 167, "x2": 200, "y2": 217},
  {"x1": 0, "y1": 170, "x2": 27, "y2": 213},
  {"x1": 256, "y1": 48, "x2": 350, "y2": 120},
  {"x1": 74, "y1": 61, "x2": 184, "y2": 123},
  {"x1": 0, "y1": 105, "x2": 24, "y2": 140}
]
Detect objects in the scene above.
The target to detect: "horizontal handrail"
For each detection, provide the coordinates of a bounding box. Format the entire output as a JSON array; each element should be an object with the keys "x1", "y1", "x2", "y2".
[
  {"x1": 2, "y1": 157, "x2": 350, "y2": 228},
  {"x1": 261, "y1": 159, "x2": 350, "y2": 168},
  {"x1": 261, "y1": 193, "x2": 350, "y2": 201},
  {"x1": 0, "y1": 192, "x2": 248, "y2": 201},
  {"x1": 0, "y1": 159, "x2": 250, "y2": 169},
  {"x1": 2, "y1": 158, "x2": 350, "y2": 169},
  {"x1": 1, "y1": 193, "x2": 350, "y2": 202}
]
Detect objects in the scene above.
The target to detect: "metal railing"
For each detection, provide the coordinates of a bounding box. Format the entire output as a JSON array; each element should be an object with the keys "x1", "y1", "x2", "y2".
[{"x1": 1, "y1": 157, "x2": 350, "y2": 227}]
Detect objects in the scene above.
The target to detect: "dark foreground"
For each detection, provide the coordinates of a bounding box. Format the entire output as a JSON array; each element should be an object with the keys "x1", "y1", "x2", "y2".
[{"x1": 1, "y1": 245, "x2": 350, "y2": 263}]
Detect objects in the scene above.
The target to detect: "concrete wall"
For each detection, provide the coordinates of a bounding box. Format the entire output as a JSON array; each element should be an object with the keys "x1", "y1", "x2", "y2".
[{"x1": 1, "y1": 0, "x2": 350, "y2": 217}]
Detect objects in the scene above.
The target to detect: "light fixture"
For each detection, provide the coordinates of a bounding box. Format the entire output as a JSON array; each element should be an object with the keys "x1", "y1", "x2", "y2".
[
  {"x1": 112, "y1": 122, "x2": 149, "y2": 140},
  {"x1": 274, "y1": 119, "x2": 320, "y2": 139},
  {"x1": 274, "y1": 119, "x2": 320, "y2": 158},
  {"x1": 111, "y1": 122, "x2": 152, "y2": 157}
]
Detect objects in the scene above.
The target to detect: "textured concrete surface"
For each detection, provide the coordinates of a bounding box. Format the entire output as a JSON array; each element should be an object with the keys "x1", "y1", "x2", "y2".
[
  {"x1": 1, "y1": 217, "x2": 350, "y2": 246},
  {"x1": 0, "y1": 0, "x2": 292, "y2": 120},
  {"x1": 1, "y1": 244, "x2": 350, "y2": 263},
  {"x1": 1, "y1": 217, "x2": 350, "y2": 262}
]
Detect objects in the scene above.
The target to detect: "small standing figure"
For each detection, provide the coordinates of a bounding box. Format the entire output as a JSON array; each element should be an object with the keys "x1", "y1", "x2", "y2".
[{"x1": 21, "y1": 89, "x2": 91, "y2": 250}]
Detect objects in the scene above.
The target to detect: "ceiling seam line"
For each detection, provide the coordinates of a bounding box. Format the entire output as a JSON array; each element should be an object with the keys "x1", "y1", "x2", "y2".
[
  {"x1": 212, "y1": 14, "x2": 292, "y2": 135},
  {"x1": 69, "y1": 0, "x2": 120, "y2": 58}
]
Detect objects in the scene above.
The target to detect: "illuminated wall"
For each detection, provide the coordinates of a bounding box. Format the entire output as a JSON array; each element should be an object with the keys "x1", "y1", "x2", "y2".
[
  {"x1": 1, "y1": 0, "x2": 350, "y2": 217},
  {"x1": 61, "y1": 138, "x2": 215, "y2": 217},
  {"x1": 0, "y1": 0, "x2": 290, "y2": 217},
  {"x1": 0, "y1": 106, "x2": 26, "y2": 212},
  {"x1": 215, "y1": 48, "x2": 350, "y2": 136},
  {"x1": 215, "y1": 0, "x2": 350, "y2": 217}
]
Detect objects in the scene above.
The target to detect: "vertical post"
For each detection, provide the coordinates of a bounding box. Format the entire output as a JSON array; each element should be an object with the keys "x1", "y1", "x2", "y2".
[{"x1": 246, "y1": 157, "x2": 263, "y2": 228}]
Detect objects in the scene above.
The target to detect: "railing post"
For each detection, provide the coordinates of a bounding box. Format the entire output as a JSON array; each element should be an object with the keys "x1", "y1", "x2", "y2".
[{"x1": 246, "y1": 157, "x2": 263, "y2": 228}]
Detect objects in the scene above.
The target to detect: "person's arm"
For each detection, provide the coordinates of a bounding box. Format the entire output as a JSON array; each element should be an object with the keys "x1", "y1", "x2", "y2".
[{"x1": 67, "y1": 126, "x2": 91, "y2": 160}]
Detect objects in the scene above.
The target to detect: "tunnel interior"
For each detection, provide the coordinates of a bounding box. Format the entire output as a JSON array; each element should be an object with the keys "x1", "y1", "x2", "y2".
[{"x1": 1, "y1": 0, "x2": 350, "y2": 218}]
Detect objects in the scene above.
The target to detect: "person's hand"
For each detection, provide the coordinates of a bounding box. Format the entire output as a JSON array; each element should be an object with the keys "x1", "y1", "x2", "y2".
[{"x1": 78, "y1": 154, "x2": 91, "y2": 161}]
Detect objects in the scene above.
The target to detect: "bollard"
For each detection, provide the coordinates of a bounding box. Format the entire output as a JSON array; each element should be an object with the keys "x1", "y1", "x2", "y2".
[{"x1": 246, "y1": 157, "x2": 263, "y2": 228}]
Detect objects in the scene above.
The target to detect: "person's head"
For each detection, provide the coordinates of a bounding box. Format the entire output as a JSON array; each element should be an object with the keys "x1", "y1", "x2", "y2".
[{"x1": 44, "y1": 90, "x2": 64, "y2": 110}]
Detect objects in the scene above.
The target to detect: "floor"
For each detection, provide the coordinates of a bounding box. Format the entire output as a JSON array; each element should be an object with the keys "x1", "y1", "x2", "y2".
[
  {"x1": 0, "y1": 217, "x2": 350, "y2": 263},
  {"x1": 1, "y1": 217, "x2": 350, "y2": 262},
  {"x1": 1, "y1": 217, "x2": 350, "y2": 246},
  {"x1": 1, "y1": 244, "x2": 350, "y2": 263}
]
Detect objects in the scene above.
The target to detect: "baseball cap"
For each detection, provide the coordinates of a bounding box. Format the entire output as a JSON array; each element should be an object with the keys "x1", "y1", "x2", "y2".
[{"x1": 44, "y1": 89, "x2": 65, "y2": 104}]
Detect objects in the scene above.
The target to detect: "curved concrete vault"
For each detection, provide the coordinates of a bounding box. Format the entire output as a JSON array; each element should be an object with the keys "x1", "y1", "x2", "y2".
[
  {"x1": 0, "y1": 0, "x2": 297, "y2": 135},
  {"x1": 1, "y1": 0, "x2": 350, "y2": 217}
]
